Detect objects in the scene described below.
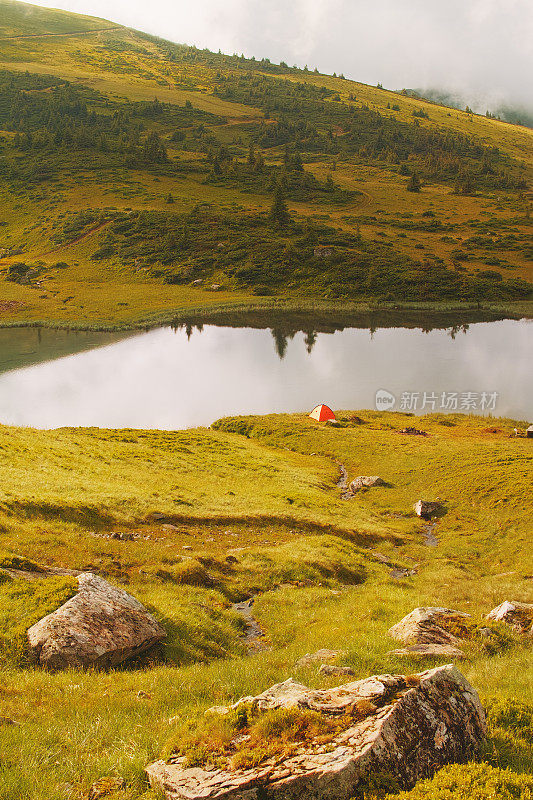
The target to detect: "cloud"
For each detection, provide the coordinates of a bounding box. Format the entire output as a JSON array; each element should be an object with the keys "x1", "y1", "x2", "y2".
[{"x1": 27, "y1": 0, "x2": 533, "y2": 110}]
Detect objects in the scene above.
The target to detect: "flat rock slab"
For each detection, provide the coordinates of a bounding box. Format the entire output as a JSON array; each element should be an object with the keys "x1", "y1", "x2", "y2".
[
  {"x1": 147, "y1": 665, "x2": 486, "y2": 800},
  {"x1": 487, "y1": 600, "x2": 533, "y2": 634},
  {"x1": 388, "y1": 607, "x2": 470, "y2": 646},
  {"x1": 27, "y1": 572, "x2": 165, "y2": 670}
]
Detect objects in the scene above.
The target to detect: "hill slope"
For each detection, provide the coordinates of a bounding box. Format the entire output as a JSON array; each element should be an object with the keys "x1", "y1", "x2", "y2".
[
  {"x1": 0, "y1": 411, "x2": 532, "y2": 799},
  {"x1": 0, "y1": 0, "x2": 531, "y2": 327},
  {"x1": 0, "y1": 0, "x2": 117, "y2": 36}
]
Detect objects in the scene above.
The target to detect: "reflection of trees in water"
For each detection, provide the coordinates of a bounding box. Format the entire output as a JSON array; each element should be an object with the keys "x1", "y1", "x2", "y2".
[
  {"x1": 447, "y1": 324, "x2": 469, "y2": 339},
  {"x1": 271, "y1": 328, "x2": 296, "y2": 359},
  {"x1": 172, "y1": 309, "x2": 505, "y2": 355},
  {"x1": 304, "y1": 330, "x2": 317, "y2": 354},
  {"x1": 174, "y1": 323, "x2": 205, "y2": 341}
]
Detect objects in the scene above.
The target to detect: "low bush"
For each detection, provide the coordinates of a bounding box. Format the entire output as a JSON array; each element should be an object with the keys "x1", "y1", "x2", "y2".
[{"x1": 382, "y1": 763, "x2": 533, "y2": 800}]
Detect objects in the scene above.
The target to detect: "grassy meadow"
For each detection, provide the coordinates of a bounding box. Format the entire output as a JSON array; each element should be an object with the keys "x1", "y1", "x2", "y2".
[
  {"x1": 0, "y1": 0, "x2": 531, "y2": 327},
  {"x1": 0, "y1": 3, "x2": 532, "y2": 798},
  {"x1": 0, "y1": 410, "x2": 532, "y2": 799}
]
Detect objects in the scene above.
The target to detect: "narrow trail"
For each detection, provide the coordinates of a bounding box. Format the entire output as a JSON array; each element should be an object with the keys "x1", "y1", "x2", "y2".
[
  {"x1": 337, "y1": 463, "x2": 349, "y2": 490},
  {"x1": 422, "y1": 522, "x2": 439, "y2": 547},
  {"x1": 232, "y1": 597, "x2": 267, "y2": 653},
  {"x1": 336, "y1": 463, "x2": 355, "y2": 501},
  {"x1": 0, "y1": 27, "x2": 118, "y2": 41},
  {"x1": 39, "y1": 221, "x2": 110, "y2": 258}
]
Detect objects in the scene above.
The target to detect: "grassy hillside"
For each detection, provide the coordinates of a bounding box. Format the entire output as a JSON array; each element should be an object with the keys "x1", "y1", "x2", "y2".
[
  {"x1": 0, "y1": 0, "x2": 531, "y2": 327},
  {"x1": 0, "y1": 411, "x2": 532, "y2": 798},
  {"x1": 0, "y1": 0, "x2": 117, "y2": 37}
]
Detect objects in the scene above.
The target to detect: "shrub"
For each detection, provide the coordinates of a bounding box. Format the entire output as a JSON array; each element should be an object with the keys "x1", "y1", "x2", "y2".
[{"x1": 383, "y1": 763, "x2": 533, "y2": 799}]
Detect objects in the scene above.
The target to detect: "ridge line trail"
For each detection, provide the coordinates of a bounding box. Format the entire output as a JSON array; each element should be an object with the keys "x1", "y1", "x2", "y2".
[
  {"x1": 0, "y1": 28, "x2": 118, "y2": 41},
  {"x1": 39, "y1": 220, "x2": 111, "y2": 257}
]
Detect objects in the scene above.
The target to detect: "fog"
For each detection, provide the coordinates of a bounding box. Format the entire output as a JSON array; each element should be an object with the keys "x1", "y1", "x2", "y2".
[{"x1": 27, "y1": 0, "x2": 533, "y2": 113}]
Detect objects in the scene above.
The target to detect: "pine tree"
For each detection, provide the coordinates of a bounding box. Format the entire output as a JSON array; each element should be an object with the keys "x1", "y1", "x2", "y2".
[
  {"x1": 407, "y1": 172, "x2": 421, "y2": 192},
  {"x1": 248, "y1": 142, "x2": 255, "y2": 168},
  {"x1": 269, "y1": 184, "x2": 290, "y2": 228}
]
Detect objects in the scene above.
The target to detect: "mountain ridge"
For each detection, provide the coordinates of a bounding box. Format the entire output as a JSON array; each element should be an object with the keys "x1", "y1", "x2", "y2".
[{"x1": 0, "y1": 0, "x2": 531, "y2": 326}]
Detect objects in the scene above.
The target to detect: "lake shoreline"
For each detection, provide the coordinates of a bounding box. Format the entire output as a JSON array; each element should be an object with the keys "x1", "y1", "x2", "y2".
[{"x1": 0, "y1": 298, "x2": 531, "y2": 334}]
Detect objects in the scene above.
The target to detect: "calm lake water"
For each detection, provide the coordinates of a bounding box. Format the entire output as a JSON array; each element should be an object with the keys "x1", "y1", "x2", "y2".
[{"x1": 0, "y1": 319, "x2": 530, "y2": 429}]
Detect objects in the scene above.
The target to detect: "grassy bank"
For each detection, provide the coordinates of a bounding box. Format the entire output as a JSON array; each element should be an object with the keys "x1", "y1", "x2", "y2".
[
  {"x1": 0, "y1": 297, "x2": 531, "y2": 333},
  {"x1": 0, "y1": 411, "x2": 532, "y2": 798}
]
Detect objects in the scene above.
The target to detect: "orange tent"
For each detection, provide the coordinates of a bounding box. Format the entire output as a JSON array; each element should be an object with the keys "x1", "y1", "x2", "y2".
[{"x1": 309, "y1": 404, "x2": 336, "y2": 422}]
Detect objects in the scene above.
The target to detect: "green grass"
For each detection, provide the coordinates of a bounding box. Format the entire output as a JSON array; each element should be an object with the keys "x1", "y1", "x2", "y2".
[
  {"x1": 0, "y1": 411, "x2": 531, "y2": 797},
  {"x1": 0, "y1": 1, "x2": 531, "y2": 326},
  {"x1": 0, "y1": 574, "x2": 77, "y2": 666},
  {"x1": 0, "y1": 0, "x2": 117, "y2": 37},
  {"x1": 385, "y1": 764, "x2": 533, "y2": 800}
]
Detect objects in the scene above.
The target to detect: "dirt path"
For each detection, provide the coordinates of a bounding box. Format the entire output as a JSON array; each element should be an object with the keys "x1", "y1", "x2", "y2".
[
  {"x1": 0, "y1": 28, "x2": 117, "y2": 41},
  {"x1": 422, "y1": 522, "x2": 439, "y2": 547},
  {"x1": 232, "y1": 597, "x2": 267, "y2": 652},
  {"x1": 39, "y1": 221, "x2": 110, "y2": 258}
]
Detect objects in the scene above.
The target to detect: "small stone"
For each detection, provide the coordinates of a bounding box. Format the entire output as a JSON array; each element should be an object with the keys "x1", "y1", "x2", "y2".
[
  {"x1": 137, "y1": 690, "x2": 152, "y2": 700},
  {"x1": 389, "y1": 644, "x2": 466, "y2": 659},
  {"x1": 318, "y1": 664, "x2": 355, "y2": 676},
  {"x1": 205, "y1": 705, "x2": 232, "y2": 716},
  {"x1": 0, "y1": 716, "x2": 18, "y2": 726},
  {"x1": 296, "y1": 649, "x2": 346, "y2": 668},
  {"x1": 88, "y1": 777, "x2": 125, "y2": 800}
]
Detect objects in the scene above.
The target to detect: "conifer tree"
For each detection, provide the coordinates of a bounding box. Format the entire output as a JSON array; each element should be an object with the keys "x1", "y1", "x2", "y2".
[
  {"x1": 407, "y1": 171, "x2": 421, "y2": 192},
  {"x1": 269, "y1": 184, "x2": 290, "y2": 227}
]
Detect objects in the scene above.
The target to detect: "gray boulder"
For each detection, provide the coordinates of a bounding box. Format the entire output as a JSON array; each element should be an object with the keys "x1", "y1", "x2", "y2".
[
  {"x1": 146, "y1": 665, "x2": 486, "y2": 800},
  {"x1": 414, "y1": 500, "x2": 442, "y2": 518},
  {"x1": 27, "y1": 572, "x2": 165, "y2": 670},
  {"x1": 349, "y1": 476, "x2": 385, "y2": 492},
  {"x1": 486, "y1": 600, "x2": 533, "y2": 634},
  {"x1": 388, "y1": 607, "x2": 471, "y2": 646}
]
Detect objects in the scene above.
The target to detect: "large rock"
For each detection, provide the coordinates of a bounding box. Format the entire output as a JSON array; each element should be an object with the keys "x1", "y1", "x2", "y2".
[
  {"x1": 414, "y1": 500, "x2": 443, "y2": 518},
  {"x1": 206, "y1": 679, "x2": 311, "y2": 717},
  {"x1": 27, "y1": 572, "x2": 165, "y2": 670},
  {"x1": 146, "y1": 665, "x2": 486, "y2": 800},
  {"x1": 349, "y1": 476, "x2": 385, "y2": 492},
  {"x1": 388, "y1": 607, "x2": 471, "y2": 646},
  {"x1": 486, "y1": 601, "x2": 533, "y2": 634}
]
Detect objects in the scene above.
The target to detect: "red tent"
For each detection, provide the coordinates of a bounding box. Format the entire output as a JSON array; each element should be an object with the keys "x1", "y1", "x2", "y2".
[{"x1": 309, "y1": 404, "x2": 336, "y2": 422}]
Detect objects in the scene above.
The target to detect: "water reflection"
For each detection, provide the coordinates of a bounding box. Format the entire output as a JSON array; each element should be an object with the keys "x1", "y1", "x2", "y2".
[{"x1": 0, "y1": 319, "x2": 530, "y2": 429}]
